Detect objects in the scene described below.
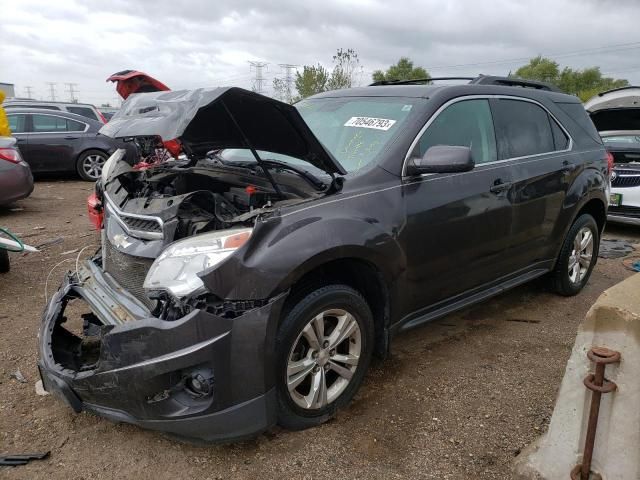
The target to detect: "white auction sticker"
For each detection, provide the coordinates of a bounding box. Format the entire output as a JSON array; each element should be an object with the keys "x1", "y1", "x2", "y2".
[{"x1": 344, "y1": 116, "x2": 397, "y2": 131}]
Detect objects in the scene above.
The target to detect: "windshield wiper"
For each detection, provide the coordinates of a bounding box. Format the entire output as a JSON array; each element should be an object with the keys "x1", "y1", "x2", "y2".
[{"x1": 208, "y1": 153, "x2": 328, "y2": 191}]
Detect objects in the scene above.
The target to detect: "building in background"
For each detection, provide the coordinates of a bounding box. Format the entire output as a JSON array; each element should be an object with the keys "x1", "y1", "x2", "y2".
[{"x1": 0, "y1": 83, "x2": 15, "y2": 98}]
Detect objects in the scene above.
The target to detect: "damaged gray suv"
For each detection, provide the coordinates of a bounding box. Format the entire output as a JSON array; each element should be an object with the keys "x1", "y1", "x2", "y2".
[{"x1": 38, "y1": 77, "x2": 610, "y2": 442}]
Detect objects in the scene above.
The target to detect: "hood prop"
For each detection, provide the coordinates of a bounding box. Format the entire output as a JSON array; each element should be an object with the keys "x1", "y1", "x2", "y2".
[{"x1": 220, "y1": 100, "x2": 284, "y2": 198}]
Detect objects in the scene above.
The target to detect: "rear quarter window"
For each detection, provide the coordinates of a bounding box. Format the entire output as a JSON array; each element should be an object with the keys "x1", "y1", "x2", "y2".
[{"x1": 555, "y1": 102, "x2": 602, "y2": 144}]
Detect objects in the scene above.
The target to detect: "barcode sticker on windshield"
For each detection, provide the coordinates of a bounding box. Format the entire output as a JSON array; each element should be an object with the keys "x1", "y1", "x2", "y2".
[{"x1": 344, "y1": 116, "x2": 397, "y2": 131}]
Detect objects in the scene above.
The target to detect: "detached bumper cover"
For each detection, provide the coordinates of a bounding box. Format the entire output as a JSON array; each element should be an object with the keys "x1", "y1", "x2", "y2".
[{"x1": 38, "y1": 261, "x2": 286, "y2": 442}]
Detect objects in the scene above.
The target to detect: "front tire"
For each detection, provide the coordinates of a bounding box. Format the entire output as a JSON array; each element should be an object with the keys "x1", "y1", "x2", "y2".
[
  {"x1": 275, "y1": 284, "x2": 374, "y2": 431},
  {"x1": 77, "y1": 150, "x2": 108, "y2": 181},
  {"x1": 549, "y1": 214, "x2": 599, "y2": 296}
]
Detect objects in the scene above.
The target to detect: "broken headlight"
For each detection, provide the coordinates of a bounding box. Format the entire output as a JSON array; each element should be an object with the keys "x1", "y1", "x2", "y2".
[{"x1": 143, "y1": 228, "x2": 252, "y2": 298}]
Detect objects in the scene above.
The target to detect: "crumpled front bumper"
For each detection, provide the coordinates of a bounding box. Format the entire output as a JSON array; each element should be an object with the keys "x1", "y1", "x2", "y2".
[{"x1": 37, "y1": 258, "x2": 286, "y2": 443}]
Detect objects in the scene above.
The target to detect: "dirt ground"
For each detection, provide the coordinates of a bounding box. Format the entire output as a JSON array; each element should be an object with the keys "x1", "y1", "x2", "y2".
[{"x1": 1, "y1": 180, "x2": 639, "y2": 480}]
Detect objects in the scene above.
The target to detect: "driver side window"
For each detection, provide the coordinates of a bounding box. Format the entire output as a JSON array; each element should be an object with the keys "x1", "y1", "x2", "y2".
[{"x1": 413, "y1": 99, "x2": 497, "y2": 165}]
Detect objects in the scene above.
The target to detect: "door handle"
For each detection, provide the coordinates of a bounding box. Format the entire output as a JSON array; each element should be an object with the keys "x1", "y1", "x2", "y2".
[
  {"x1": 64, "y1": 136, "x2": 79, "y2": 140},
  {"x1": 490, "y1": 179, "x2": 512, "y2": 194},
  {"x1": 15, "y1": 137, "x2": 26, "y2": 143}
]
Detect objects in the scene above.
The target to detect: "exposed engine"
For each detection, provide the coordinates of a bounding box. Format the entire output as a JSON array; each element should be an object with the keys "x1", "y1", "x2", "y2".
[{"x1": 103, "y1": 153, "x2": 313, "y2": 243}]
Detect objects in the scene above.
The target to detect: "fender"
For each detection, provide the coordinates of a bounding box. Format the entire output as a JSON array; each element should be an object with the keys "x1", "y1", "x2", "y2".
[
  {"x1": 202, "y1": 212, "x2": 405, "y2": 300},
  {"x1": 551, "y1": 163, "x2": 608, "y2": 262}
]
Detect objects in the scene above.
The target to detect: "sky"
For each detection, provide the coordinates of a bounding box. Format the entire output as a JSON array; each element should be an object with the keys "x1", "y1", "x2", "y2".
[{"x1": 2, "y1": 0, "x2": 640, "y2": 107}]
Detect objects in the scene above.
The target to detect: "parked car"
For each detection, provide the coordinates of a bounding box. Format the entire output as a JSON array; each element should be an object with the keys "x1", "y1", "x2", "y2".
[
  {"x1": 6, "y1": 108, "x2": 134, "y2": 181},
  {"x1": 585, "y1": 87, "x2": 640, "y2": 225},
  {"x1": 0, "y1": 136, "x2": 33, "y2": 205},
  {"x1": 38, "y1": 76, "x2": 609, "y2": 443},
  {"x1": 98, "y1": 107, "x2": 119, "y2": 121},
  {"x1": 4, "y1": 99, "x2": 107, "y2": 123}
]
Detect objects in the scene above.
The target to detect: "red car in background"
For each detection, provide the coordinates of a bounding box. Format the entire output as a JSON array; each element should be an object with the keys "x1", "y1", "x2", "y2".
[
  {"x1": 106, "y1": 70, "x2": 170, "y2": 100},
  {"x1": 87, "y1": 70, "x2": 172, "y2": 230}
]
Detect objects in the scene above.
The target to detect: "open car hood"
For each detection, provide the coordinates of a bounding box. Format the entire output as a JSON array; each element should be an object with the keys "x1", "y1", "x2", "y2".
[
  {"x1": 585, "y1": 87, "x2": 640, "y2": 132},
  {"x1": 107, "y1": 70, "x2": 170, "y2": 100},
  {"x1": 99, "y1": 87, "x2": 346, "y2": 175}
]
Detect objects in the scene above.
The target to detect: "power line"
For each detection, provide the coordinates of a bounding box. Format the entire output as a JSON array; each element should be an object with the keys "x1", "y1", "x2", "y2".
[
  {"x1": 24, "y1": 86, "x2": 34, "y2": 99},
  {"x1": 64, "y1": 83, "x2": 78, "y2": 102},
  {"x1": 249, "y1": 61, "x2": 269, "y2": 94},
  {"x1": 45, "y1": 82, "x2": 57, "y2": 101}
]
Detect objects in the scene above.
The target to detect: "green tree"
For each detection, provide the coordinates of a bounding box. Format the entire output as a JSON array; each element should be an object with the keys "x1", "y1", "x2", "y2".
[
  {"x1": 272, "y1": 77, "x2": 292, "y2": 103},
  {"x1": 372, "y1": 57, "x2": 429, "y2": 83},
  {"x1": 294, "y1": 63, "x2": 329, "y2": 100},
  {"x1": 294, "y1": 48, "x2": 362, "y2": 100},
  {"x1": 514, "y1": 56, "x2": 629, "y2": 101},
  {"x1": 327, "y1": 48, "x2": 361, "y2": 90}
]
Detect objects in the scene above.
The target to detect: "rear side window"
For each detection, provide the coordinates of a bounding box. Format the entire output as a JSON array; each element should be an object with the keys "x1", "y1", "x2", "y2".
[
  {"x1": 7, "y1": 114, "x2": 26, "y2": 133},
  {"x1": 67, "y1": 106, "x2": 99, "y2": 121},
  {"x1": 413, "y1": 99, "x2": 497, "y2": 164},
  {"x1": 32, "y1": 114, "x2": 85, "y2": 132},
  {"x1": 491, "y1": 99, "x2": 555, "y2": 159}
]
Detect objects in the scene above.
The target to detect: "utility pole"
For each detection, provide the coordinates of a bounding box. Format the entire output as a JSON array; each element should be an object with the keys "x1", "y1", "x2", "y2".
[
  {"x1": 278, "y1": 64, "x2": 298, "y2": 103},
  {"x1": 249, "y1": 61, "x2": 268, "y2": 94},
  {"x1": 24, "y1": 86, "x2": 34, "y2": 99},
  {"x1": 46, "y1": 82, "x2": 57, "y2": 101},
  {"x1": 65, "y1": 83, "x2": 78, "y2": 103}
]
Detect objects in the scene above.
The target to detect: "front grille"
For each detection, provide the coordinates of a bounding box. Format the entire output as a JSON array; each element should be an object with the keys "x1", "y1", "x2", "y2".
[
  {"x1": 103, "y1": 240, "x2": 155, "y2": 309},
  {"x1": 612, "y1": 170, "x2": 640, "y2": 188},
  {"x1": 120, "y1": 216, "x2": 163, "y2": 233},
  {"x1": 609, "y1": 205, "x2": 640, "y2": 219}
]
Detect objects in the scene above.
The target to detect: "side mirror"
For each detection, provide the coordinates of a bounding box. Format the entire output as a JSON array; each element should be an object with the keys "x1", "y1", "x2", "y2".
[{"x1": 406, "y1": 145, "x2": 475, "y2": 176}]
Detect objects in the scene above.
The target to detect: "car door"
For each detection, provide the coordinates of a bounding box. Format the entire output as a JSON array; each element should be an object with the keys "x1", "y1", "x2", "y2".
[
  {"x1": 400, "y1": 98, "x2": 515, "y2": 316},
  {"x1": 6, "y1": 113, "x2": 30, "y2": 159},
  {"x1": 490, "y1": 98, "x2": 573, "y2": 271},
  {"x1": 28, "y1": 113, "x2": 88, "y2": 172}
]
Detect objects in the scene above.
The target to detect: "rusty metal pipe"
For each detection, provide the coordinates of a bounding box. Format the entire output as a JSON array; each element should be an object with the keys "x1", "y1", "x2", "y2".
[{"x1": 570, "y1": 347, "x2": 620, "y2": 480}]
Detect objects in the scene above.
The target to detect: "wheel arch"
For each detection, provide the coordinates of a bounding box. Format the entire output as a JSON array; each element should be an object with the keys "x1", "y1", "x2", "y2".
[{"x1": 278, "y1": 254, "x2": 392, "y2": 359}]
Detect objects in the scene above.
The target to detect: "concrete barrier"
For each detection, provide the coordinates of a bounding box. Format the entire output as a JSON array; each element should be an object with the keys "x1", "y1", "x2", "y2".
[{"x1": 515, "y1": 273, "x2": 640, "y2": 480}]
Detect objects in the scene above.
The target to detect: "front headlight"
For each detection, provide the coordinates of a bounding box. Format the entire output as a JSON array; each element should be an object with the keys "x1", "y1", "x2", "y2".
[{"x1": 143, "y1": 228, "x2": 253, "y2": 298}]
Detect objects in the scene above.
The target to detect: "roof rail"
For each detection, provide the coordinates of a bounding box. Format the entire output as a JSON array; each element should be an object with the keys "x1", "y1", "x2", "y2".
[
  {"x1": 369, "y1": 77, "x2": 474, "y2": 86},
  {"x1": 369, "y1": 75, "x2": 563, "y2": 92},
  {"x1": 470, "y1": 75, "x2": 563, "y2": 92}
]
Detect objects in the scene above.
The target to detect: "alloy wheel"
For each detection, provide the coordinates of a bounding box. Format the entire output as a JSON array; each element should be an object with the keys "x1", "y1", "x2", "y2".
[
  {"x1": 82, "y1": 154, "x2": 106, "y2": 179},
  {"x1": 568, "y1": 226, "x2": 594, "y2": 284},
  {"x1": 286, "y1": 308, "x2": 361, "y2": 410}
]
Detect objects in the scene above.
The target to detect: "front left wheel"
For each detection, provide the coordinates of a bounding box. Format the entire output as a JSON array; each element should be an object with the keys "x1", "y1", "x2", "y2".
[{"x1": 275, "y1": 284, "x2": 374, "y2": 431}]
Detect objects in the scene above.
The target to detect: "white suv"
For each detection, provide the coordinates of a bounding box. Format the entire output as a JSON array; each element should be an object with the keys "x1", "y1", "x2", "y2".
[{"x1": 585, "y1": 87, "x2": 640, "y2": 226}]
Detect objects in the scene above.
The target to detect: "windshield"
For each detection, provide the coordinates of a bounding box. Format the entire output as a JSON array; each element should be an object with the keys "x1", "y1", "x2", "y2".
[
  {"x1": 296, "y1": 97, "x2": 423, "y2": 172},
  {"x1": 602, "y1": 135, "x2": 640, "y2": 144},
  {"x1": 216, "y1": 97, "x2": 424, "y2": 174}
]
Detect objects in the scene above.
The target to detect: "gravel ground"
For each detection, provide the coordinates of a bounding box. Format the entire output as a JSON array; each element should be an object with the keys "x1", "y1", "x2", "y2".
[{"x1": 1, "y1": 180, "x2": 639, "y2": 479}]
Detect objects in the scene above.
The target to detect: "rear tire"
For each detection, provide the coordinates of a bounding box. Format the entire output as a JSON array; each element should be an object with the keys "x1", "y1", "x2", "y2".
[
  {"x1": 549, "y1": 214, "x2": 599, "y2": 296},
  {"x1": 0, "y1": 249, "x2": 10, "y2": 273},
  {"x1": 275, "y1": 284, "x2": 374, "y2": 431},
  {"x1": 77, "y1": 150, "x2": 108, "y2": 181}
]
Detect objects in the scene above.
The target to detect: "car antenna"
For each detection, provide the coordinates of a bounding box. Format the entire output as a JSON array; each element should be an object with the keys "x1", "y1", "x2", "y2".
[{"x1": 220, "y1": 100, "x2": 284, "y2": 198}]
